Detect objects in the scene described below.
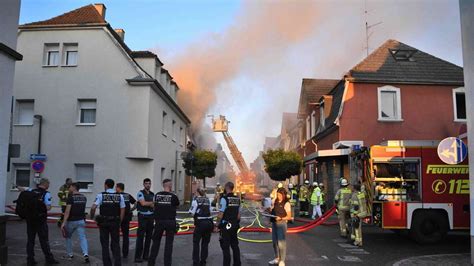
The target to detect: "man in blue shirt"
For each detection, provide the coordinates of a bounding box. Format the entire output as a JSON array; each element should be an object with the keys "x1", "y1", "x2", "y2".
[
  {"x1": 20, "y1": 178, "x2": 59, "y2": 266},
  {"x1": 90, "y1": 179, "x2": 125, "y2": 266},
  {"x1": 135, "y1": 178, "x2": 155, "y2": 263}
]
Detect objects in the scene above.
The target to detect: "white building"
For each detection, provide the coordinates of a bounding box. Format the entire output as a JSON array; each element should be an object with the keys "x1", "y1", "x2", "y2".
[{"x1": 7, "y1": 3, "x2": 191, "y2": 206}]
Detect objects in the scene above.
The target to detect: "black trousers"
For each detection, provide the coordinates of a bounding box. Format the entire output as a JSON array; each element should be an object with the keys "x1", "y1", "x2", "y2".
[
  {"x1": 99, "y1": 220, "x2": 122, "y2": 266},
  {"x1": 148, "y1": 220, "x2": 176, "y2": 266},
  {"x1": 219, "y1": 224, "x2": 241, "y2": 266},
  {"x1": 26, "y1": 219, "x2": 54, "y2": 263},
  {"x1": 120, "y1": 215, "x2": 131, "y2": 258},
  {"x1": 192, "y1": 219, "x2": 213, "y2": 266},
  {"x1": 135, "y1": 214, "x2": 154, "y2": 260}
]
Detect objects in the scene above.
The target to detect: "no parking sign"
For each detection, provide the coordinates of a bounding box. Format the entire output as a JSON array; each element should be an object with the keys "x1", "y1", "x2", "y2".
[{"x1": 31, "y1": 160, "x2": 45, "y2": 173}]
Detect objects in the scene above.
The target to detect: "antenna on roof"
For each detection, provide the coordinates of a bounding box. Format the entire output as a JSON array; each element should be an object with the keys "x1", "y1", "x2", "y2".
[{"x1": 364, "y1": 0, "x2": 382, "y2": 56}]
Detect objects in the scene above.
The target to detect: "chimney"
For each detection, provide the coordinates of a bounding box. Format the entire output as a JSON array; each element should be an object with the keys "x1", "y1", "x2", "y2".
[
  {"x1": 115, "y1": 29, "x2": 125, "y2": 41},
  {"x1": 93, "y1": 3, "x2": 106, "y2": 19}
]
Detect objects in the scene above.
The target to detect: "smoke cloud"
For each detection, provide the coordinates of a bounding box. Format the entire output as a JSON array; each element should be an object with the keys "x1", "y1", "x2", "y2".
[{"x1": 160, "y1": 0, "x2": 462, "y2": 162}]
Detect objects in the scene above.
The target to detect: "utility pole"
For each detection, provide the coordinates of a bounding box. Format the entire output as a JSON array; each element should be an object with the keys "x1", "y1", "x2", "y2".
[
  {"x1": 459, "y1": 1, "x2": 474, "y2": 264},
  {"x1": 364, "y1": 0, "x2": 382, "y2": 56}
]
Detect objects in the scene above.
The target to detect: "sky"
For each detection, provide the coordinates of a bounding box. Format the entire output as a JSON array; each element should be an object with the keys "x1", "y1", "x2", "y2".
[{"x1": 19, "y1": 0, "x2": 464, "y2": 168}]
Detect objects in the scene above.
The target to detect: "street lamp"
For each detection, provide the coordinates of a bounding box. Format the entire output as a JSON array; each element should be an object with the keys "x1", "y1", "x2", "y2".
[{"x1": 33, "y1": 114, "x2": 42, "y2": 154}]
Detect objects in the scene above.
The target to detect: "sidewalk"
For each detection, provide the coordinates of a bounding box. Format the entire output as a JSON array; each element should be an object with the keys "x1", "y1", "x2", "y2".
[{"x1": 392, "y1": 253, "x2": 470, "y2": 266}]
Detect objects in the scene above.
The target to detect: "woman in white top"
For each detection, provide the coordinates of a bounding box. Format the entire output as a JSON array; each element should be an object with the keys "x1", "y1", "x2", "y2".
[{"x1": 268, "y1": 188, "x2": 292, "y2": 266}]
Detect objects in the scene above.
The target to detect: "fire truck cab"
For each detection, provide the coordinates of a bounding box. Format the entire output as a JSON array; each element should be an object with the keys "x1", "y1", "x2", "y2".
[{"x1": 367, "y1": 141, "x2": 469, "y2": 244}]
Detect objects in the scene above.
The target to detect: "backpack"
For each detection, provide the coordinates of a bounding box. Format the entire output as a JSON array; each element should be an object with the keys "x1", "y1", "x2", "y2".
[{"x1": 15, "y1": 189, "x2": 47, "y2": 220}]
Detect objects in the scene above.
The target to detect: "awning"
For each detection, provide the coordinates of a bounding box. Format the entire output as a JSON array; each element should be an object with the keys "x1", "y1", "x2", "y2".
[{"x1": 304, "y1": 148, "x2": 350, "y2": 162}]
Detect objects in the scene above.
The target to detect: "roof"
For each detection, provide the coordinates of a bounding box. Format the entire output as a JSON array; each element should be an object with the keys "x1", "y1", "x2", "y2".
[
  {"x1": 347, "y1": 39, "x2": 464, "y2": 85},
  {"x1": 297, "y1": 79, "x2": 340, "y2": 118},
  {"x1": 20, "y1": 4, "x2": 106, "y2": 27},
  {"x1": 315, "y1": 80, "x2": 345, "y2": 140},
  {"x1": 131, "y1": 51, "x2": 164, "y2": 66},
  {"x1": 281, "y1": 112, "x2": 299, "y2": 135}
]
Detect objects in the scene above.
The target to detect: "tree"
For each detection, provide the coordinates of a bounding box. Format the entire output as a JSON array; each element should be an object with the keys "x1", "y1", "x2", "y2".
[
  {"x1": 262, "y1": 149, "x2": 303, "y2": 181},
  {"x1": 182, "y1": 149, "x2": 218, "y2": 187}
]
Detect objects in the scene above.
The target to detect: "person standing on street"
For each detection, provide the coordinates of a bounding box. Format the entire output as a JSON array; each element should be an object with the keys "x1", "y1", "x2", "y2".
[
  {"x1": 268, "y1": 188, "x2": 292, "y2": 266},
  {"x1": 310, "y1": 182, "x2": 323, "y2": 220},
  {"x1": 135, "y1": 178, "x2": 155, "y2": 263},
  {"x1": 288, "y1": 183, "x2": 297, "y2": 223},
  {"x1": 20, "y1": 178, "x2": 59, "y2": 265},
  {"x1": 148, "y1": 179, "x2": 180, "y2": 266},
  {"x1": 115, "y1": 183, "x2": 136, "y2": 259},
  {"x1": 216, "y1": 181, "x2": 241, "y2": 266},
  {"x1": 57, "y1": 178, "x2": 73, "y2": 227},
  {"x1": 335, "y1": 178, "x2": 351, "y2": 237},
  {"x1": 189, "y1": 187, "x2": 214, "y2": 266},
  {"x1": 319, "y1": 183, "x2": 326, "y2": 214},
  {"x1": 298, "y1": 180, "x2": 310, "y2": 217},
  {"x1": 61, "y1": 182, "x2": 89, "y2": 263},
  {"x1": 90, "y1": 179, "x2": 125, "y2": 266},
  {"x1": 350, "y1": 183, "x2": 367, "y2": 247}
]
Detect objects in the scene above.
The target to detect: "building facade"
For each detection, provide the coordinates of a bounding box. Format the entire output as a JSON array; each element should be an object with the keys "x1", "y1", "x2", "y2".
[{"x1": 7, "y1": 4, "x2": 190, "y2": 206}]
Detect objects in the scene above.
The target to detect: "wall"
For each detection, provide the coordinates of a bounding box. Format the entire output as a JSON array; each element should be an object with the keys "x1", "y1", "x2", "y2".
[{"x1": 339, "y1": 82, "x2": 464, "y2": 146}]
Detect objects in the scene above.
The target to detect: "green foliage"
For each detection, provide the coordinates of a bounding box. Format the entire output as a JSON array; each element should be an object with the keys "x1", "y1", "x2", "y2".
[
  {"x1": 262, "y1": 149, "x2": 303, "y2": 181},
  {"x1": 182, "y1": 149, "x2": 218, "y2": 180}
]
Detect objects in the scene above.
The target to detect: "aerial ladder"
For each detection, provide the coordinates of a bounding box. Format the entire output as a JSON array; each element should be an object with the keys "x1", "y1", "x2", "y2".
[{"x1": 210, "y1": 115, "x2": 255, "y2": 194}]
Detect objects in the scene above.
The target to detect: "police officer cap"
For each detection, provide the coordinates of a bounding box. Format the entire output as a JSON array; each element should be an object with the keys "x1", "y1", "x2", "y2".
[
  {"x1": 304, "y1": 180, "x2": 309, "y2": 184},
  {"x1": 341, "y1": 179, "x2": 348, "y2": 186}
]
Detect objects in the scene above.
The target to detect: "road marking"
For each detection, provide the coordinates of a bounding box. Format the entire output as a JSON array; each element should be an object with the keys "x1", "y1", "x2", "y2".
[
  {"x1": 338, "y1": 243, "x2": 357, "y2": 248},
  {"x1": 308, "y1": 255, "x2": 330, "y2": 262},
  {"x1": 243, "y1": 253, "x2": 262, "y2": 260},
  {"x1": 337, "y1": 255, "x2": 362, "y2": 262},
  {"x1": 332, "y1": 238, "x2": 347, "y2": 243},
  {"x1": 346, "y1": 249, "x2": 370, "y2": 255}
]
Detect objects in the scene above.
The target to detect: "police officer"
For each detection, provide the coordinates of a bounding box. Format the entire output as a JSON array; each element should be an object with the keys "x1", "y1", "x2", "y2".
[
  {"x1": 21, "y1": 178, "x2": 59, "y2": 265},
  {"x1": 288, "y1": 183, "x2": 297, "y2": 222},
  {"x1": 135, "y1": 178, "x2": 155, "y2": 262},
  {"x1": 350, "y1": 183, "x2": 367, "y2": 246},
  {"x1": 216, "y1": 181, "x2": 241, "y2": 266},
  {"x1": 148, "y1": 179, "x2": 180, "y2": 266},
  {"x1": 334, "y1": 178, "x2": 351, "y2": 237},
  {"x1": 298, "y1": 180, "x2": 310, "y2": 217},
  {"x1": 189, "y1": 187, "x2": 214, "y2": 266},
  {"x1": 90, "y1": 179, "x2": 126, "y2": 266},
  {"x1": 115, "y1": 183, "x2": 136, "y2": 259}
]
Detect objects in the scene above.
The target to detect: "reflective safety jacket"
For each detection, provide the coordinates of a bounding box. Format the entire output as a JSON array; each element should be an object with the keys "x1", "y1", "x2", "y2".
[
  {"x1": 335, "y1": 187, "x2": 351, "y2": 211},
  {"x1": 310, "y1": 187, "x2": 323, "y2": 205},
  {"x1": 350, "y1": 192, "x2": 368, "y2": 218},
  {"x1": 299, "y1": 185, "x2": 309, "y2": 202},
  {"x1": 58, "y1": 184, "x2": 69, "y2": 207},
  {"x1": 289, "y1": 189, "x2": 297, "y2": 206}
]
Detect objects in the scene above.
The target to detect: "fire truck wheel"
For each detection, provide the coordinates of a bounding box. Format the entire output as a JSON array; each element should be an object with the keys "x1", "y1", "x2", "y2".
[{"x1": 410, "y1": 210, "x2": 448, "y2": 244}]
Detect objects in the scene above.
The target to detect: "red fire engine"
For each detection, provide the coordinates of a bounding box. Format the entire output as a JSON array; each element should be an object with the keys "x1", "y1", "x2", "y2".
[{"x1": 357, "y1": 140, "x2": 469, "y2": 243}]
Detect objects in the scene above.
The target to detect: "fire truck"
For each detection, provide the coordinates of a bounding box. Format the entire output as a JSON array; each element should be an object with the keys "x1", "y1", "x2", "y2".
[{"x1": 356, "y1": 140, "x2": 469, "y2": 244}]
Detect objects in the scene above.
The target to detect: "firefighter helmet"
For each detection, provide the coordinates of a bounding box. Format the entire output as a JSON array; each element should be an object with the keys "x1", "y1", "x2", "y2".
[{"x1": 341, "y1": 179, "x2": 348, "y2": 186}]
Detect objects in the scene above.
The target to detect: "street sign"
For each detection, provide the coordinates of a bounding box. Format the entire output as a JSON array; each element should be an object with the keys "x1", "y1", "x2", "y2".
[
  {"x1": 31, "y1": 160, "x2": 45, "y2": 173},
  {"x1": 30, "y1": 153, "x2": 47, "y2": 161},
  {"x1": 437, "y1": 137, "x2": 468, "y2": 165}
]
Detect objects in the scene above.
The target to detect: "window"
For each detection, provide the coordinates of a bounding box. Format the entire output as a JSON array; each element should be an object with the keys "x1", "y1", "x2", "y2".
[
  {"x1": 162, "y1": 111, "x2": 168, "y2": 136},
  {"x1": 43, "y1": 43, "x2": 59, "y2": 66},
  {"x1": 14, "y1": 166, "x2": 30, "y2": 188},
  {"x1": 306, "y1": 116, "x2": 310, "y2": 140},
  {"x1": 75, "y1": 164, "x2": 94, "y2": 191},
  {"x1": 179, "y1": 127, "x2": 184, "y2": 146},
  {"x1": 161, "y1": 167, "x2": 166, "y2": 182},
  {"x1": 319, "y1": 105, "x2": 325, "y2": 129},
  {"x1": 377, "y1": 86, "x2": 402, "y2": 121},
  {"x1": 453, "y1": 87, "x2": 466, "y2": 121},
  {"x1": 16, "y1": 100, "x2": 34, "y2": 125},
  {"x1": 172, "y1": 120, "x2": 176, "y2": 141},
  {"x1": 310, "y1": 110, "x2": 316, "y2": 136},
  {"x1": 63, "y1": 43, "x2": 78, "y2": 66},
  {"x1": 78, "y1": 99, "x2": 96, "y2": 124}
]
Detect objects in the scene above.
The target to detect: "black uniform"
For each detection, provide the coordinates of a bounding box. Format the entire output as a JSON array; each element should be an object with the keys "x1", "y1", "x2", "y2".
[
  {"x1": 191, "y1": 196, "x2": 213, "y2": 266},
  {"x1": 148, "y1": 191, "x2": 180, "y2": 266},
  {"x1": 119, "y1": 192, "x2": 136, "y2": 258},
  {"x1": 26, "y1": 188, "x2": 56, "y2": 265},
  {"x1": 95, "y1": 190, "x2": 124, "y2": 266},
  {"x1": 135, "y1": 190, "x2": 155, "y2": 261},
  {"x1": 219, "y1": 193, "x2": 241, "y2": 266}
]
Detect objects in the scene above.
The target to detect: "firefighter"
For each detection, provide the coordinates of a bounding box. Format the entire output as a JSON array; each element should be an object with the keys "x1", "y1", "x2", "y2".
[
  {"x1": 57, "y1": 177, "x2": 73, "y2": 226},
  {"x1": 334, "y1": 178, "x2": 351, "y2": 237},
  {"x1": 288, "y1": 183, "x2": 297, "y2": 222},
  {"x1": 299, "y1": 180, "x2": 310, "y2": 217},
  {"x1": 214, "y1": 183, "x2": 224, "y2": 209},
  {"x1": 319, "y1": 183, "x2": 326, "y2": 214},
  {"x1": 350, "y1": 183, "x2": 367, "y2": 246},
  {"x1": 310, "y1": 182, "x2": 322, "y2": 220}
]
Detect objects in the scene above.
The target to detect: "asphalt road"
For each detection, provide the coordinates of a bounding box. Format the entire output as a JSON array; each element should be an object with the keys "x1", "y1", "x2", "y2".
[{"x1": 4, "y1": 206, "x2": 470, "y2": 266}]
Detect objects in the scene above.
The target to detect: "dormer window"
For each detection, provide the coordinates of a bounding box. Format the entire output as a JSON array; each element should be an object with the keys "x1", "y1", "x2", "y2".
[{"x1": 389, "y1": 49, "x2": 417, "y2": 61}]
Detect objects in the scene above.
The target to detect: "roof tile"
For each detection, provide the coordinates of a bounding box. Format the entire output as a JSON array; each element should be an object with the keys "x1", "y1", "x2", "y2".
[{"x1": 21, "y1": 4, "x2": 106, "y2": 27}]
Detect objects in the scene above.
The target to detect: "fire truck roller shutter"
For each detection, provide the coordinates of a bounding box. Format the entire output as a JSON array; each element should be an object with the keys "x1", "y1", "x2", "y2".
[{"x1": 409, "y1": 209, "x2": 449, "y2": 244}]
